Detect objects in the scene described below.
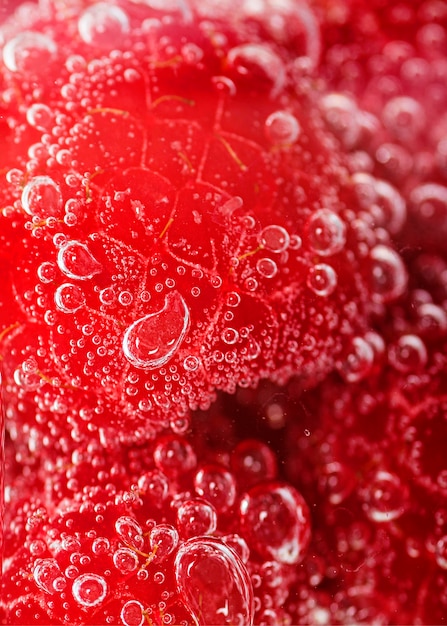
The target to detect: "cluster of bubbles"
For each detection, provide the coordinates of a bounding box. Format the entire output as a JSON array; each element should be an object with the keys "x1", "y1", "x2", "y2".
[{"x1": 2, "y1": 430, "x2": 311, "y2": 625}]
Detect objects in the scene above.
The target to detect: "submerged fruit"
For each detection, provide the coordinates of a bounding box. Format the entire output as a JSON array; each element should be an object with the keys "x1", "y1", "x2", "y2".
[{"x1": 0, "y1": 0, "x2": 403, "y2": 444}]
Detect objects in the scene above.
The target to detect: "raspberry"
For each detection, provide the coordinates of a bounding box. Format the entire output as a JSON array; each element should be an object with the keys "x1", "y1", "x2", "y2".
[
  {"x1": 2, "y1": 0, "x2": 446, "y2": 624},
  {"x1": 1, "y1": 409, "x2": 311, "y2": 625},
  {"x1": 0, "y1": 0, "x2": 403, "y2": 445}
]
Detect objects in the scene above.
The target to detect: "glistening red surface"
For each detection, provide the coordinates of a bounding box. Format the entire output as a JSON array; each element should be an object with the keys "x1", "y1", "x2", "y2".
[{"x1": 1, "y1": 0, "x2": 447, "y2": 624}]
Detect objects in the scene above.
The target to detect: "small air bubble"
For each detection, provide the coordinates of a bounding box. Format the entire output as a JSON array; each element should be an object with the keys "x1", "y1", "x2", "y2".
[
  {"x1": 78, "y1": 3, "x2": 130, "y2": 48},
  {"x1": 361, "y1": 471, "x2": 407, "y2": 523},
  {"x1": 54, "y1": 283, "x2": 86, "y2": 313},
  {"x1": 256, "y1": 257, "x2": 278, "y2": 278},
  {"x1": 113, "y1": 548, "x2": 139, "y2": 574},
  {"x1": 26, "y1": 103, "x2": 53, "y2": 132},
  {"x1": 183, "y1": 355, "x2": 200, "y2": 372},
  {"x1": 226, "y1": 291, "x2": 241, "y2": 307},
  {"x1": 37, "y1": 262, "x2": 57, "y2": 284},
  {"x1": 72, "y1": 573, "x2": 107, "y2": 607},
  {"x1": 118, "y1": 291, "x2": 133, "y2": 306},
  {"x1": 369, "y1": 245, "x2": 408, "y2": 303},
  {"x1": 306, "y1": 209, "x2": 346, "y2": 256},
  {"x1": 33, "y1": 559, "x2": 63, "y2": 595},
  {"x1": 57, "y1": 241, "x2": 102, "y2": 280},
  {"x1": 21, "y1": 176, "x2": 63, "y2": 219},
  {"x1": 221, "y1": 328, "x2": 239, "y2": 345},
  {"x1": 388, "y1": 334, "x2": 427, "y2": 373},
  {"x1": 265, "y1": 110, "x2": 300, "y2": 145},
  {"x1": 3, "y1": 31, "x2": 57, "y2": 73},
  {"x1": 122, "y1": 291, "x2": 190, "y2": 369},
  {"x1": 337, "y1": 336, "x2": 374, "y2": 383},
  {"x1": 115, "y1": 517, "x2": 144, "y2": 550},
  {"x1": 120, "y1": 600, "x2": 145, "y2": 626},
  {"x1": 227, "y1": 43, "x2": 285, "y2": 97},
  {"x1": 260, "y1": 225, "x2": 290, "y2": 253},
  {"x1": 307, "y1": 264, "x2": 337, "y2": 297}
]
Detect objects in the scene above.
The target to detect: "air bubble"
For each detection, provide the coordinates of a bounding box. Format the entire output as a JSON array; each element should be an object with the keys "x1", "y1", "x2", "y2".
[
  {"x1": 72, "y1": 573, "x2": 107, "y2": 607},
  {"x1": 307, "y1": 264, "x2": 337, "y2": 297},
  {"x1": 113, "y1": 548, "x2": 139, "y2": 574},
  {"x1": 120, "y1": 600, "x2": 145, "y2": 626},
  {"x1": 244, "y1": 277, "x2": 258, "y2": 291},
  {"x1": 318, "y1": 462, "x2": 355, "y2": 505},
  {"x1": 361, "y1": 471, "x2": 407, "y2": 523},
  {"x1": 382, "y1": 96, "x2": 425, "y2": 141},
  {"x1": 118, "y1": 291, "x2": 133, "y2": 306},
  {"x1": 78, "y1": 3, "x2": 130, "y2": 48},
  {"x1": 21, "y1": 176, "x2": 63, "y2": 219},
  {"x1": 211, "y1": 75, "x2": 237, "y2": 96},
  {"x1": 417, "y1": 303, "x2": 447, "y2": 337},
  {"x1": 227, "y1": 43, "x2": 286, "y2": 97},
  {"x1": 226, "y1": 291, "x2": 241, "y2": 307},
  {"x1": 194, "y1": 465, "x2": 237, "y2": 512},
  {"x1": 256, "y1": 257, "x2": 278, "y2": 278},
  {"x1": 222, "y1": 534, "x2": 250, "y2": 564},
  {"x1": 320, "y1": 93, "x2": 361, "y2": 149},
  {"x1": 54, "y1": 283, "x2": 86, "y2": 313},
  {"x1": 153, "y1": 435, "x2": 197, "y2": 477},
  {"x1": 37, "y1": 262, "x2": 57, "y2": 284},
  {"x1": 175, "y1": 537, "x2": 254, "y2": 626},
  {"x1": 99, "y1": 287, "x2": 116, "y2": 306},
  {"x1": 260, "y1": 225, "x2": 290, "y2": 253},
  {"x1": 369, "y1": 245, "x2": 408, "y2": 303},
  {"x1": 3, "y1": 32, "x2": 57, "y2": 73},
  {"x1": 57, "y1": 241, "x2": 102, "y2": 281},
  {"x1": 265, "y1": 110, "x2": 300, "y2": 145},
  {"x1": 305, "y1": 209, "x2": 346, "y2": 256},
  {"x1": 435, "y1": 536, "x2": 447, "y2": 570},
  {"x1": 337, "y1": 336, "x2": 374, "y2": 383},
  {"x1": 388, "y1": 334, "x2": 427, "y2": 373},
  {"x1": 221, "y1": 327, "x2": 239, "y2": 345},
  {"x1": 231, "y1": 440, "x2": 277, "y2": 488},
  {"x1": 122, "y1": 291, "x2": 190, "y2": 369},
  {"x1": 239, "y1": 482, "x2": 311, "y2": 564},
  {"x1": 183, "y1": 355, "x2": 200, "y2": 371},
  {"x1": 33, "y1": 558, "x2": 63, "y2": 595},
  {"x1": 115, "y1": 517, "x2": 144, "y2": 550},
  {"x1": 137, "y1": 470, "x2": 169, "y2": 501},
  {"x1": 177, "y1": 499, "x2": 217, "y2": 539},
  {"x1": 410, "y1": 183, "x2": 447, "y2": 224},
  {"x1": 149, "y1": 524, "x2": 178, "y2": 559},
  {"x1": 352, "y1": 173, "x2": 407, "y2": 235},
  {"x1": 92, "y1": 537, "x2": 110, "y2": 555},
  {"x1": 26, "y1": 103, "x2": 53, "y2": 132}
]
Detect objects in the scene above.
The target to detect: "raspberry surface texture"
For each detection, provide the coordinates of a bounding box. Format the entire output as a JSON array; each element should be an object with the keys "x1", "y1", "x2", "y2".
[{"x1": 0, "y1": 0, "x2": 403, "y2": 443}]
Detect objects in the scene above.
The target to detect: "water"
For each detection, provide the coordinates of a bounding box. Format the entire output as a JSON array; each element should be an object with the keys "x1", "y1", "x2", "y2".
[{"x1": 0, "y1": 372, "x2": 4, "y2": 579}]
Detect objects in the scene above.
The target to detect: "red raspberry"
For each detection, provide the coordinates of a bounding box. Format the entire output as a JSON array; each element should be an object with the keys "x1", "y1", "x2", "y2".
[
  {"x1": 1, "y1": 409, "x2": 311, "y2": 625},
  {"x1": 0, "y1": 0, "x2": 405, "y2": 444}
]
